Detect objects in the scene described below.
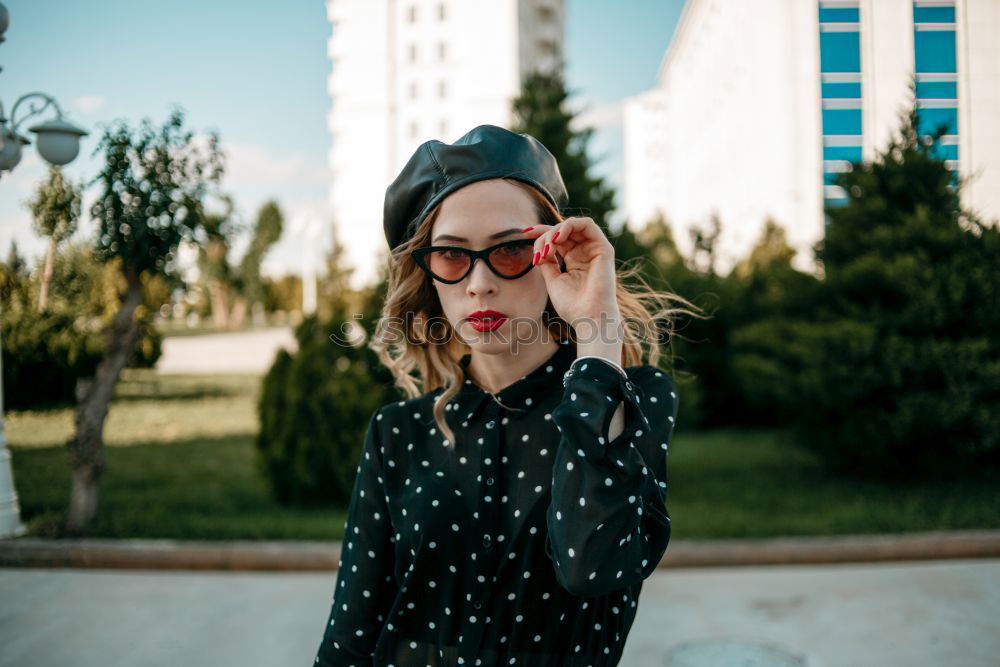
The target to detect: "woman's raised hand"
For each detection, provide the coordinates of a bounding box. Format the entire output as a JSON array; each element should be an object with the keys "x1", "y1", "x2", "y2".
[{"x1": 521, "y1": 217, "x2": 620, "y2": 327}]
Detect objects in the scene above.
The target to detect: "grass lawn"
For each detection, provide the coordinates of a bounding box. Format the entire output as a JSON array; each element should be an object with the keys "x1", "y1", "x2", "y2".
[{"x1": 6, "y1": 369, "x2": 998, "y2": 540}]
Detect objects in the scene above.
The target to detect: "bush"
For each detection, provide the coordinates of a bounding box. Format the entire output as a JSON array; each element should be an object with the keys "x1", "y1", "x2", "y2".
[
  {"x1": 127, "y1": 314, "x2": 164, "y2": 369},
  {"x1": 1, "y1": 308, "x2": 103, "y2": 409},
  {"x1": 255, "y1": 312, "x2": 398, "y2": 506},
  {"x1": 761, "y1": 320, "x2": 1000, "y2": 480},
  {"x1": 788, "y1": 98, "x2": 1000, "y2": 479}
]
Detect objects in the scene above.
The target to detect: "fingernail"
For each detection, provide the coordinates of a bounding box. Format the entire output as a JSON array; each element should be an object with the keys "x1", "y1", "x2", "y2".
[
  {"x1": 522, "y1": 227, "x2": 534, "y2": 232},
  {"x1": 533, "y1": 251, "x2": 539, "y2": 265},
  {"x1": 543, "y1": 244, "x2": 549, "y2": 257},
  {"x1": 552, "y1": 231, "x2": 560, "y2": 242}
]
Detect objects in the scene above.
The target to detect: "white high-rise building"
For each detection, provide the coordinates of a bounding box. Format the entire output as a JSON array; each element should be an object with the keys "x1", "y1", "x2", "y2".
[
  {"x1": 326, "y1": 0, "x2": 565, "y2": 288},
  {"x1": 624, "y1": 0, "x2": 1000, "y2": 276}
]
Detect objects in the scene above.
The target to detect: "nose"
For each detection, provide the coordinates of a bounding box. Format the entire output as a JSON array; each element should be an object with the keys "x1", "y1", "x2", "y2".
[{"x1": 465, "y1": 254, "x2": 498, "y2": 296}]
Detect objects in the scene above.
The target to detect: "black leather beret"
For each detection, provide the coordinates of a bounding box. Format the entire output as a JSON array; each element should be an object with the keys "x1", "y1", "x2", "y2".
[{"x1": 383, "y1": 124, "x2": 569, "y2": 251}]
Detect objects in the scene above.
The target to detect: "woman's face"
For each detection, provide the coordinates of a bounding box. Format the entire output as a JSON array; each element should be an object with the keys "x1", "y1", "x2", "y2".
[{"x1": 428, "y1": 178, "x2": 550, "y2": 353}]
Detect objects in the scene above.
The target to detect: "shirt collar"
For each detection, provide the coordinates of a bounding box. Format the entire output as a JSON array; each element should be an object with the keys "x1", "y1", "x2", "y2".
[{"x1": 448, "y1": 340, "x2": 577, "y2": 422}]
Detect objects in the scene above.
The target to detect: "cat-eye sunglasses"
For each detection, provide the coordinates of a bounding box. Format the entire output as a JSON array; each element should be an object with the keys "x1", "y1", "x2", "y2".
[{"x1": 411, "y1": 238, "x2": 546, "y2": 284}]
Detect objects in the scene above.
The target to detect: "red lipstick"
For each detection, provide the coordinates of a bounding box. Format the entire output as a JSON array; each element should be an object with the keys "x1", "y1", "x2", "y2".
[{"x1": 467, "y1": 309, "x2": 508, "y2": 333}]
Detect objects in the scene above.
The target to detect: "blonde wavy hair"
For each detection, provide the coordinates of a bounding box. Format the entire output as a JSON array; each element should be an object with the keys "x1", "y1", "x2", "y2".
[{"x1": 370, "y1": 177, "x2": 702, "y2": 447}]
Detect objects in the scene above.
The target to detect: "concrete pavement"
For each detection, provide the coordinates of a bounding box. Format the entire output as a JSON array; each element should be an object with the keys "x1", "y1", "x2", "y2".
[
  {"x1": 1, "y1": 558, "x2": 997, "y2": 666},
  {"x1": 155, "y1": 326, "x2": 296, "y2": 374}
]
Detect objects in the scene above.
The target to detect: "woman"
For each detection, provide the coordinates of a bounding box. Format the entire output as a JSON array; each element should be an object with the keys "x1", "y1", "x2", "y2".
[{"x1": 314, "y1": 125, "x2": 696, "y2": 666}]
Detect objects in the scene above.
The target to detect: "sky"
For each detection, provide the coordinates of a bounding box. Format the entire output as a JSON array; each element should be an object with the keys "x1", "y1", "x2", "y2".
[{"x1": 0, "y1": 0, "x2": 685, "y2": 282}]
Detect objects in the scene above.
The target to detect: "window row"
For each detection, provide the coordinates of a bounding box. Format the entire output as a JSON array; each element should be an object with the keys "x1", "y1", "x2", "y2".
[
  {"x1": 408, "y1": 3, "x2": 447, "y2": 23},
  {"x1": 408, "y1": 42, "x2": 448, "y2": 62},
  {"x1": 408, "y1": 80, "x2": 448, "y2": 100},
  {"x1": 913, "y1": 3, "x2": 955, "y2": 24},
  {"x1": 819, "y1": 1, "x2": 860, "y2": 214},
  {"x1": 913, "y1": 0, "x2": 958, "y2": 163},
  {"x1": 409, "y1": 119, "x2": 449, "y2": 139}
]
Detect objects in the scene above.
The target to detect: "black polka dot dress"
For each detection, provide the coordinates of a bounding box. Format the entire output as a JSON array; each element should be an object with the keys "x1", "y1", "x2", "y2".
[{"x1": 314, "y1": 339, "x2": 678, "y2": 666}]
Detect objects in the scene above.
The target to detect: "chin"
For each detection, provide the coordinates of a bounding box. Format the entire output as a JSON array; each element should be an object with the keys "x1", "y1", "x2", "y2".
[{"x1": 461, "y1": 328, "x2": 510, "y2": 347}]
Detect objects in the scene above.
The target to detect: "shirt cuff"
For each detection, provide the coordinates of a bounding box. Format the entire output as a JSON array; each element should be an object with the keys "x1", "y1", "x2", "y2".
[{"x1": 563, "y1": 355, "x2": 628, "y2": 386}]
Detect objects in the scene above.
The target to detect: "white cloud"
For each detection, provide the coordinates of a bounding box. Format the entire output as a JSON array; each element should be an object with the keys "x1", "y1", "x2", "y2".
[
  {"x1": 71, "y1": 95, "x2": 108, "y2": 114},
  {"x1": 222, "y1": 141, "x2": 330, "y2": 189},
  {"x1": 0, "y1": 133, "x2": 340, "y2": 286},
  {"x1": 210, "y1": 141, "x2": 333, "y2": 278},
  {"x1": 570, "y1": 99, "x2": 625, "y2": 132}
]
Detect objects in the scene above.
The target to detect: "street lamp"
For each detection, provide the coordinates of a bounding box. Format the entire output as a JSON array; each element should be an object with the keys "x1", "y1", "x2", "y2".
[{"x1": 0, "y1": 0, "x2": 89, "y2": 538}]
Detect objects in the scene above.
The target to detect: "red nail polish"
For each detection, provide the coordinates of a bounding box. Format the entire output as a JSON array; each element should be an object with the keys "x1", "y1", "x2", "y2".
[
  {"x1": 553, "y1": 231, "x2": 560, "y2": 242},
  {"x1": 533, "y1": 251, "x2": 539, "y2": 265},
  {"x1": 522, "y1": 227, "x2": 534, "y2": 232},
  {"x1": 543, "y1": 244, "x2": 550, "y2": 258}
]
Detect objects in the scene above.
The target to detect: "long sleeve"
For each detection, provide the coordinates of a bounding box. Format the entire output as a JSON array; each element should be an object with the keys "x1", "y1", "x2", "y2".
[
  {"x1": 545, "y1": 359, "x2": 677, "y2": 597},
  {"x1": 314, "y1": 408, "x2": 397, "y2": 666}
]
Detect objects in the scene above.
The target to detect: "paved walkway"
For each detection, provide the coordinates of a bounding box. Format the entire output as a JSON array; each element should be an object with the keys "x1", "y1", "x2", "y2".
[
  {"x1": 155, "y1": 326, "x2": 296, "y2": 374},
  {"x1": 1, "y1": 559, "x2": 997, "y2": 666}
]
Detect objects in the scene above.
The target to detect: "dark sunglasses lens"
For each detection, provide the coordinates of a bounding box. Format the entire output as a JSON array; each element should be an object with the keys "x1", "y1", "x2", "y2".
[
  {"x1": 489, "y1": 243, "x2": 534, "y2": 277},
  {"x1": 427, "y1": 248, "x2": 471, "y2": 281}
]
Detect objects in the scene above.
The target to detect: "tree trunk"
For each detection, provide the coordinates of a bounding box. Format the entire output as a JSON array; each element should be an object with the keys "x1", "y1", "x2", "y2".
[
  {"x1": 37, "y1": 236, "x2": 56, "y2": 312},
  {"x1": 251, "y1": 301, "x2": 266, "y2": 327},
  {"x1": 208, "y1": 279, "x2": 230, "y2": 330},
  {"x1": 65, "y1": 266, "x2": 144, "y2": 535},
  {"x1": 229, "y1": 296, "x2": 248, "y2": 329}
]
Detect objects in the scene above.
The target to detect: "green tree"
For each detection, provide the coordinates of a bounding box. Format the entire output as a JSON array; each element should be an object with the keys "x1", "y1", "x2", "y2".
[
  {"x1": 239, "y1": 199, "x2": 284, "y2": 322},
  {"x1": 26, "y1": 165, "x2": 83, "y2": 312},
  {"x1": 793, "y1": 92, "x2": 1000, "y2": 478},
  {"x1": 725, "y1": 221, "x2": 825, "y2": 426},
  {"x1": 264, "y1": 273, "x2": 302, "y2": 315},
  {"x1": 197, "y1": 193, "x2": 243, "y2": 329},
  {"x1": 634, "y1": 210, "x2": 685, "y2": 269},
  {"x1": 688, "y1": 213, "x2": 722, "y2": 277},
  {"x1": 607, "y1": 211, "x2": 719, "y2": 428},
  {"x1": 0, "y1": 240, "x2": 31, "y2": 310},
  {"x1": 68, "y1": 107, "x2": 224, "y2": 533},
  {"x1": 196, "y1": 197, "x2": 283, "y2": 329},
  {"x1": 256, "y1": 237, "x2": 396, "y2": 506},
  {"x1": 510, "y1": 68, "x2": 617, "y2": 233},
  {"x1": 731, "y1": 218, "x2": 796, "y2": 281}
]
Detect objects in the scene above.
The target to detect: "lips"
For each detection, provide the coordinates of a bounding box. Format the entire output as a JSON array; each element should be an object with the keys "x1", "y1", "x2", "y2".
[
  {"x1": 467, "y1": 309, "x2": 508, "y2": 332},
  {"x1": 468, "y1": 309, "x2": 508, "y2": 320}
]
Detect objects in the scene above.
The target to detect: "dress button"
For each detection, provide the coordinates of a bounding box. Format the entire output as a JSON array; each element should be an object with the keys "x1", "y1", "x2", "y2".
[
  {"x1": 486, "y1": 420, "x2": 496, "y2": 429},
  {"x1": 483, "y1": 534, "x2": 492, "y2": 548},
  {"x1": 625, "y1": 381, "x2": 633, "y2": 391},
  {"x1": 486, "y1": 476, "x2": 495, "y2": 486}
]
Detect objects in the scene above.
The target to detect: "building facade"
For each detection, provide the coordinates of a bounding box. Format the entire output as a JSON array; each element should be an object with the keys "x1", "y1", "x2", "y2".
[
  {"x1": 326, "y1": 0, "x2": 565, "y2": 288},
  {"x1": 624, "y1": 0, "x2": 1000, "y2": 276}
]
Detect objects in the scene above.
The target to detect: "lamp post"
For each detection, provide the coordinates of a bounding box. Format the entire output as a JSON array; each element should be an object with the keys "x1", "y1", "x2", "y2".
[{"x1": 0, "y1": 1, "x2": 89, "y2": 538}]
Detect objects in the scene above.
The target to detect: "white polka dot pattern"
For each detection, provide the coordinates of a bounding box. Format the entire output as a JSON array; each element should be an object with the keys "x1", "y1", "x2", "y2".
[{"x1": 314, "y1": 340, "x2": 678, "y2": 666}]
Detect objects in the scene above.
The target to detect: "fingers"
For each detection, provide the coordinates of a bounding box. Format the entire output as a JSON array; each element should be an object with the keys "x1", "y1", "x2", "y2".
[
  {"x1": 535, "y1": 221, "x2": 569, "y2": 266},
  {"x1": 525, "y1": 217, "x2": 600, "y2": 266},
  {"x1": 520, "y1": 223, "x2": 554, "y2": 266}
]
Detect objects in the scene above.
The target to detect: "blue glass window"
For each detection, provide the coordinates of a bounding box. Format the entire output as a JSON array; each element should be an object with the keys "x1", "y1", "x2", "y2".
[
  {"x1": 825, "y1": 196, "x2": 849, "y2": 209},
  {"x1": 823, "y1": 172, "x2": 844, "y2": 186},
  {"x1": 928, "y1": 142, "x2": 959, "y2": 160},
  {"x1": 822, "y1": 109, "x2": 863, "y2": 135},
  {"x1": 913, "y1": 6, "x2": 955, "y2": 23},
  {"x1": 917, "y1": 107, "x2": 958, "y2": 135},
  {"x1": 914, "y1": 31, "x2": 957, "y2": 72},
  {"x1": 823, "y1": 145, "x2": 863, "y2": 161},
  {"x1": 821, "y1": 82, "x2": 862, "y2": 98},
  {"x1": 819, "y1": 7, "x2": 859, "y2": 22},
  {"x1": 819, "y1": 32, "x2": 861, "y2": 72},
  {"x1": 915, "y1": 81, "x2": 957, "y2": 98}
]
